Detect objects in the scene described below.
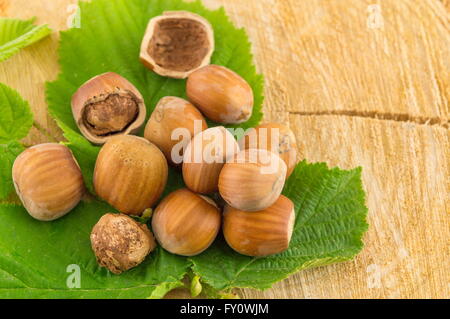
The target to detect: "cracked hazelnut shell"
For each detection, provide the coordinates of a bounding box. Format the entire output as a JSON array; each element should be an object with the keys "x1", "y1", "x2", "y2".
[
  {"x1": 12, "y1": 143, "x2": 84, "y2": 221},
  {"x1": 71, "y1": 72, "x2": 146, "y2": 145},
  {"x1": 152, "y1": 189, "x2": 221, "y2": 256},
  {"x1": 239, "y1": 123, "x2": 298, "y2": 177},
  {"x1": 218, "y1": 149, "x2": 287, "y2": 212},
  {"x1": 144, "y1": 96, "x2": 207, "y2": 166},
  {"x1": 140, "y1": 11, "x2": 215, "y2": 79},
  {"x1": 90, "y1": 213, "x2": 156, "y2": 274},
  {"x1": 187, "y1": 65, "x2": 254, "y2": 124},
  {"x1": 93, "y1": 135, "x2": 168, "y2": 215},
  {"x1": 223, "y1": 195, "x2": 295, "y2": 257},
  {"x1": 183, "y1": 126, "x2": 240, "y2": 194}
]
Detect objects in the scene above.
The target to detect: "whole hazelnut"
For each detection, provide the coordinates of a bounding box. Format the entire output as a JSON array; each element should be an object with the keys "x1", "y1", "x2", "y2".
[
  {"x1": 94, "y1": 135, "x2": 168, "y2": 215},
  {"x1": 223, "y1": 195, "x2": 295, "y2": 257},
  {"x1": 187, "y1": 65, "x2": 254, "y2": 124},
  {"x1": 239, "y1": 123, "x2": 298, "y2": 177},
  {"x1": 218, "y1": 149, "x2": 287, "y2": 212},
  {"x1": 140, "y1": 11, "x2": 215, "y2": 79},
  {"x1": 182, "y1": 126, "x2": 240, "y2": 194},
  {"x1": 12, "y1": 143, "x2": 84, "y2": 221},
  {"x1": 144, "y1": 96, "x2": 207, "y2": 166},
  {"x1": 71, "y1": 72, "x2": 146, "y2": 145},
  {"x1": 90, "y1": 213, "x2": 156, "y2": 274},
  {"x1": 152, "y1": 189, "x2": 221, "y2": 256}
]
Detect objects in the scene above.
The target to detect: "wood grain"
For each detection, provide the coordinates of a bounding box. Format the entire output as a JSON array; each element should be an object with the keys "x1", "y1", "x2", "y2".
[{"x1": 1, "y1": 0, "x2": 449, "y2": 298}]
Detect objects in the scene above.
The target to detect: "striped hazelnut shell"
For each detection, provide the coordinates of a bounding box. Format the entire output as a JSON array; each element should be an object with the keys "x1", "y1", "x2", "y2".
[
  {"x1": 71, "y1": 72, "x2": 146, "y2": 145},
  {"x1": 12, "y1": 143, "x2": 85, "y2": 221},
  {"x1": 93, "y1": 135, "x2": 168, "y2": 215},
  {"x1": 218, "y1": 149, "x2": 287, "y2": 212},
  {"x1": 223, "y1": 195, "x2": 295, "y2": 257},
  {"x1": 182, "y1": 126, "x2": 240, "y2": 194},
  {"x1": 239, "y1": 123, "x2": 298, "y2": 177},
  {"x1": 187, "y1": 65, "x2": 254, "y2": 124},
  {"x1": 152, "y1": 188, "x2": 221, "y2": 256},
  {"x1": 144, "y1": 96, "x2": 207, "y2": 166}
]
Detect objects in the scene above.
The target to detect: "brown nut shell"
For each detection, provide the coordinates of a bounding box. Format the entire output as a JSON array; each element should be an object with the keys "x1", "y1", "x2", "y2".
[
  {"x1": 140, "y1": 11, "x2": 215, "y2": 79},
  {"x1": 182, "y1": 126, "x2": 240, "y2": 194},
  {"x1": 223, "y1": 195, "x2": 295, "y2": 257},
  {"x1": 71, "y1": 72, "x2": 146, "y2": 145},
  {"x1": 144, "y1": 96, "x2": 207, "y2": 166},
  {"x1": 93, "y1": 135, "x2": 168, "y2": 215},
  {"x1": 239, "y1": 123, "x2": 298, "y2": 177},
  {"x1": 218, "y1": 149, "x2": 287, "y2": 212},
  {"x1": 90, "y1": 213, "x2": 157, "y2": 274},
  {"x1": 12, "y1": 143, "x2": 84, "y2": 221},
  {"x1": 152, "y1": 189, "x2": 221, "y2": 256},
  {"x1": 187, "y1": 65, "x2": 254, "y2": 124}
]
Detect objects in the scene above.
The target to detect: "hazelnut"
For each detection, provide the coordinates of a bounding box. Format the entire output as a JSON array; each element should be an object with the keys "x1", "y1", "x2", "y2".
[
  {"x1": 140, "y1": 11, "x2": 214, "y2": 79},
  {"x1": 218, "y1": 149, "x2": 287, "y2": 212},
  {"x1": 12, "y1": 143, "x2": 84, "y2": 221},
  {"x1": 239, "y1": 123, "x2": 298, "y2": 177},
  {"x1": 152, "y1": 189, "x2": 221, "y2": 256},
  {"x1": 186, "y1": 65, "x2": 254, "y2": 124},
  {"x1": 90, "y1": 213, "x2": 156, "y2": 274},
  {"x1": 93, "y1": 135, "x2": 168, "y2": 215},
  {"x1": 144, "y1": 96, "x2": 207, "y2": 166},
  {"x1": 223, "y1": 195, "x2": 295, "y2": 257},
  {"x1": 182, "y1": 126, "x2": 240, "y2": 194},
  {"x1": 71, "y1": 72, "x2": 146, "y2": 145}
]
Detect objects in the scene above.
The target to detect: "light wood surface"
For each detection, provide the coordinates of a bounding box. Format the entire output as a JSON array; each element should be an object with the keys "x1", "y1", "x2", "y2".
[{"x1": 0, "y1": 0, "x2": 448, "y2": 299}]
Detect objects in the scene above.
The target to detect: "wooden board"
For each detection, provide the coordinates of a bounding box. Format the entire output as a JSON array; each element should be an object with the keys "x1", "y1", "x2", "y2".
[{"x1": 0, "y1": 0, "x2": 448, "y2": 299}]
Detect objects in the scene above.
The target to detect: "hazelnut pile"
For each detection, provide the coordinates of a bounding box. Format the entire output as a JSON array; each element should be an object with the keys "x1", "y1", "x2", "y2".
[{"x1": 12, "y1": 11, "x2": 299, "y2": 275}]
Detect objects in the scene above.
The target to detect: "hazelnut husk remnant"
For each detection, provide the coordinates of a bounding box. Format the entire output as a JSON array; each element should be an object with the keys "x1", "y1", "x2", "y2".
[
  {"x1": 90, "y1": 213, "x2": 156, "y2": 274},
  {"x1": 240, "y1": 123, "x2": 298, "y2": 177},
  {"x1": 218, "y1": 149, "x2": 287, "y2": 212},
  {"x1": 12, "y1": 143, "x2": 84, "y2": 221},
  {"x1": 140, "y1": 11, "x2": 214, "y2": 79},
  {"x1": 187, "y1": 65, "x2": 254, "y2": 124},
  {"x1": 144, "y1": 96, "x2": 207, "y2": 166},
  {"x1": 94, "y1": 135, "x2": 168, "y2": 215},
  {"x1": 183, "y1": 126, "x2": 240, "y2": 194},
  {"x1": 72, "y1": 72, "x2": 146, "y2": 145},
  {"x1": 223, "y1": 195, "x2": 295, "y2": 257},
  {"x1": 152, "y1": 189, "x2": 221, "y2": 256}
]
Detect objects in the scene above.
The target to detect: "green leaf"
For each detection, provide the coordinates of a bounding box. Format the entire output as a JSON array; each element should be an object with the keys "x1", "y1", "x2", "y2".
[
  {"x1": 0, "y1": 83, "x2": 33, "y2": 143},
  {"x1": 0, "y1": 18, "x2": 52, "y2": 62},
  {"x1": 0, "y1": 141, "x2": 24, "y2": 200},
  {"x1": 190, "y1": 161, "x2": 369, "y2": 290},
  {"x1": 0, "y1": 202, "x2": 189, "y2": 298}
]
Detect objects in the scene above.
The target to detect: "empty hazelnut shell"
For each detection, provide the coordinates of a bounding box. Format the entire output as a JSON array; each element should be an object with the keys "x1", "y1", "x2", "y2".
[
  {"x1": 140, "y1": 11, "x2": 215, "y2": 79},
  {"x1": 71, "y1": 72, "x2": 146, "y2": 145}
]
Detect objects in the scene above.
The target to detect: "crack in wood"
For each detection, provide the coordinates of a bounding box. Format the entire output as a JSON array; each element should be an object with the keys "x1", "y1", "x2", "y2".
[{"x1": 288, "y1": 110, "x2": 449, "y2": 129}]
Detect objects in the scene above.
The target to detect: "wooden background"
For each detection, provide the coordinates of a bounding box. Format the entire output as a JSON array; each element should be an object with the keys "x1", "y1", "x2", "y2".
[{"x1": 0, "y1": 0, "x2": 448, "y2": 299}]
